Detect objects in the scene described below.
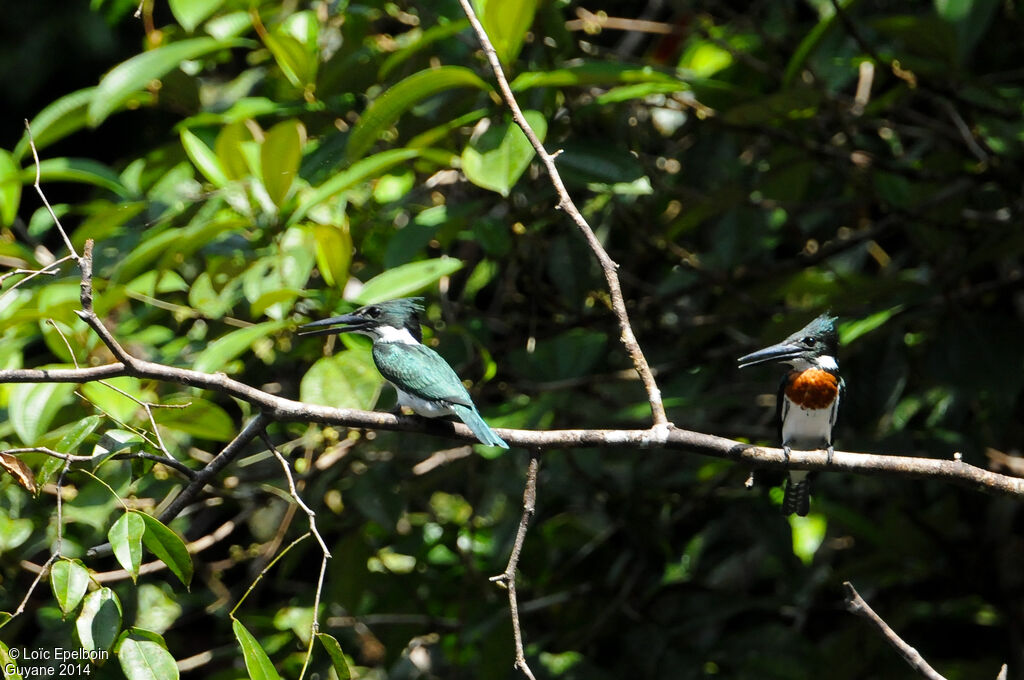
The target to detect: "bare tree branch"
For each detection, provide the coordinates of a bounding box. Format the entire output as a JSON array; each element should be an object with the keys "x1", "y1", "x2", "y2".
[
  {"x1": 489, "y1": 453, "x2": 540, "y2": 680},
  {"x1": 455, "y1": 0, "x2": 669, "y2": 428},
  {"x1": 843, "y1": 582, "x2": 947, "y2": 680}
]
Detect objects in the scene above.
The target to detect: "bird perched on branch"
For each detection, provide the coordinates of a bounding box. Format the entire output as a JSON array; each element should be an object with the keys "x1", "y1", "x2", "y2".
[
  {"x1": 299, "y1": 297, "x2": 508, "y2": 449},
  {"x1": 738, "y1": 313, "x2": 843, "y2": 516}
]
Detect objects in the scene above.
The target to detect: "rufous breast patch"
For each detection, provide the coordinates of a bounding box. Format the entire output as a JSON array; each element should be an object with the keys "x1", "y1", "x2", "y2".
[{"x1": 785, "y1": 369, "x2": 839, "y2": 410}]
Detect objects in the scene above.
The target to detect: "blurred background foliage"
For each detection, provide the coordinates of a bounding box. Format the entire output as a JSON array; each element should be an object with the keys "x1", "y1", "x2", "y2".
[{"x1": 0, "y1": 0, "x2": 1023, "y2": 677}]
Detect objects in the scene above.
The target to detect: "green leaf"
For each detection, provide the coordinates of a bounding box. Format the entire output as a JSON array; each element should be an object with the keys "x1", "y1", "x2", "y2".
[
  {"x1": 92, "y1": 429, "x2": 145, "y2": 469},
  {"x1": 511, "y1": 62, "x2": 682, "y2": 91},
  {"x1": 346, "y1": 66, "x2": 491, "y2": 161},
  {"x1": 81, "y1": 377, "x2": 149, "y2": 424},
  {"x1": 50, "y1": 559, "x2": 92, "y2": 618},
  {"x1": 0, "y1": 510, "x2": 33, "y2": 551},
  {"x1": 315, "y1": 633, "x2": 352, "y2": 680},
  {"x1": 214, "y1": 120, "x2": 253, "y2": 181},
  {"x1": 56, "y1": 414, "x2": 102, "y2": 455},
  {"x1": 89, "y1": 37, "x2": 241, "y2": 126},
  {"x1": 157, "y1": 396, "x2": 235, "y2": 441},
  {"x1": 789, "y1": 513, "x2": 827, "y2": 566},
  {"x1": 290, "y1": 148, "x2": 421, "y2": 225},
  {"x1": 15, "y1": 88, "x2": 97, "y2": 160},
  {"x1": 264, "y1": 33, "x2": 313, "y2": 90},
  {"x1": 379, "y1": 19, "x2": 470, "y2": 78},
  {"x1": 311, "y1": 223, "x2": 352, "y2": 289},
  {"x1": 117, "y1": 629, "x2": 179, "y2": 680},
  {"x1": 783, "y1": 0, "x2": 855, "y2": 86},
  {"x1": 9, "y1": 381, "x2": 76, "y2": 445},
  {"x1": 135, "y1": 585, "x2": 183, "y2": 635},
  {"x1": 473, "y1": 0, "x2": 538, "y2": 65},
  {"x1": 193, "y1": 320, "x2": 290, "y2": 374},
  {"x1": 169, "y1": 0, "x2": 225, "y2": 32},
  {"x1": 232, "y1": 618, "x2": 282, "y2": 680},
  {"x1": 0, "y1": 640, "x2": 22, "y2": 680},
  {"x1": 354, "y1": 257, "x2": 464, "y2": 304},
  {"x1": 0, "y1": 149, "x2": 21, "y2": 227},
  {"x1": 840, "y1": 306, "x2": 903, "y2": 345},
  {"x1": 77, "y1": 587, "x2": 123, "y2": 655},
  {"x1": 181, "y1": 129, "x2": 229, "y2": 188},
  {"x1": 109, "y1": 511, "x2": 146, "y2": 583},
  {"x1": 300, "y1": 348, "x2": 383, "y2": 411},
  {"x1": 261, "y1": 120, "x2": 305, "y2": 207},
  {"x1": 139, "y1": 513, "x2": 194, "y2": 587},
  {"x1": 21, "y1": 157, "x2": 128, "y2": 197},
  {"x1": 462, "y1": 111, "x2": 546, "y2": 196}
]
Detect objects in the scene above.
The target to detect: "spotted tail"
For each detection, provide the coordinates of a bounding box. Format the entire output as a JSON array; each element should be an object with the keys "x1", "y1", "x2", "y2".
[
  {"x1": 451, "y1": 404, "x2": 509, "y2": 449},
  {"x1": 782, "y1": 470, "x2": 811, "y2": 517}
]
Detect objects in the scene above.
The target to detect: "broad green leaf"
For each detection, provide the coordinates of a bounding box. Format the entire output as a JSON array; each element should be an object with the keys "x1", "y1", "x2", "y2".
[
  {"x1": 789, "y1": 513, "x2": 827, "y2": 566},
  {"x1": 261, "y1": 120, "x2": 305, "y2": 207},
  {"x1": 89, "y1": 37, "x2": 242, "y2": 126},
  {"x1": 0, "y1": 149, "x2": 21, "y2": 227},
  {"x1": 117, "y1": 629, "x2": 179, "y2": 680},
  {"x1": 157, "y1": 396, "x2": 235, "y2": 441},
  {"x1": 289, "y1": 148, "x2": 421, "y2": 225},
  {"x1": 232, "y1": 618, "x2": 282, "y2": 680},
  {"x1": 181, "y1": 129, "x2": 229, "y2": 188},
  {"x1": 81, "y1": 378, "x2": 149, "y2": 423},
  {"x1": 462, "y1": 111, "x2": 547, "y2": 197},
  {"x1": 193, "y1": 320, "x2": 290, "y2": 374},
  {"x1": 372, "y1": 169, "x2": 415, "y2": 203},
  {"x1": 379, "y1": 19, "x2": 470, "y2": 78},
  {"x1": 135, "y1": 585, "x2": 183, "y2": 635},
  {"x1": 346, "y1": 66, "x2": 491, "y2": 160},
  {"x1": 10, "y1": 381, "x2": 76, "y2": 445},
  {"x1": 214, "y1": 120, "x2": 253, "y2": 181},
  {"x1": 840, "y1": 306, "x2": 903, "y2": 345},
  {"x1": 51, "y1": 559, "x2": 92, "y2": 618},
  {"x1": 474, "y1": 0, "x2": 538, "y2": 65},
  {"x1": 169, "y1": 0, "x2": 225, "y2": 32},
  {"x1": 316, "y1": 633, "x2": 352, "y2": 680},
  {"x1": 0, "y1": 511, "x2": 32, "y2": 551},
  {"x1": 311, "y1": 223, "x2": 352, "y2": 289},
  {"x1": 109, "y1": 511, "x2": 146, "y2": 583},
  {"x1": 511, "y1": 62, "x2": 682, "y2": 91},
  {"x1": 56, "y1": 415, "x2": 102, "y2": 456},
  {"x1": 273, "y1": 606, "x2": 313, "y2": 645},
  {"x1": 20, "y1": 157, "x2": 128, "y2": 197},
  {"x1": 0, "y1": 640, "x2": 22, "y2": 680},
  {"x1": 354, "y1": 257, "x2": 464, "y2": 304},
  {"x1": 300, "y1": 348, "x2": 383, "y2": 411},
  {"x1": 16, "y1": 88, "x2": 105, "y2": 160},
  {"x1": 264, "y1": 33, "x2": 313, "y2": 90},
  {"x1": 139, "y1": 513, "x2": 194, "y2": 587},
  {"x1": 407, "y1": 108, "x2": 487, "y2": 149},
  {"x1": 77, "y1": 587, "x2": 123, "y2": 655},
  {"x1": 92, "y1": 429, "x2": 145, "y2": 470}
]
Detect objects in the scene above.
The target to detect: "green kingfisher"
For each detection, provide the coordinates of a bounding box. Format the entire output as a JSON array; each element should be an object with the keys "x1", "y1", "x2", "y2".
[
  {"x1": 299, "y1": 297, "x2": 509, "y2": 449},
  {"x1": 737, "y1": 313, "x2": 843, "y2": 516}
]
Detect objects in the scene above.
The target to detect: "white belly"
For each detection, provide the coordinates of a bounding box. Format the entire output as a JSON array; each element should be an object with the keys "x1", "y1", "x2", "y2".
[
  {"x1": 396, "y1": 388, "x2": 456, "y2": 418},
  {"x1": 781, "y1": 397, "x2": 834, "y2": 449}
]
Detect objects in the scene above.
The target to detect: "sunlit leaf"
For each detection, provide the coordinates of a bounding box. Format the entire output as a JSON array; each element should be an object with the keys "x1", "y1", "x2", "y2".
[
  {"x1": 169, "y1": 0, "x2": 225, "y2": 33},
  {"x1": 346, "y1": 66, "x2": 490, "y2": 160},
  {"x1": 316, "y1": 633, "x2": 353, "y2": 679},
  {"x1": 300, "y1": 347, "x2": 383, "y2": 411},
  {"x1": 89, "y1": 37, "x2": 242, "y2": 126},
  {"x1": 9, "y1": 381, "x2": 76, "y2": 445},
  {"x1": 354, "y1": 257, "x2": 463, "y2": 304},
  {"x1": 51, "y1": 559, "x2": 91, "y2": 617},
  {"x1": 193, "y1": 320, "x2": 290, "y2": 374},
  {"x1": 0, "y1": 149, "x2": 21, "y2": 227},
  {"x1": 264, "y1": 33, "x2": 313, "y2": 90},
  {"x1": 311, "y1": 222, "x2": 352, "y2": 290},
  {"x1": 139, "y1": 513, "x2": 193, "y2": 588},
  {"x1": 789, "y1": 513, "x2": 827, "y2": 566},
  {"x1": 117, "y1": 628, "x2": 179, "y2": 680},
  {"x1": 0, "y1": 640, "x2": 22, "y2": 680},
  {"x1": 109, "y1": 511, "x2": 146, "y2": 583},
  {"x1": 20, "y1": 157, "x2": 128, "y2": 197},
  {"x1": 181, "y1": 129, "x2": 229, "y2": 188},
  {"x1": 473, "y1": 0, "x2": 538, "y2": 65},
  {"x1": 261, "y1": 119, "x2": 305, "y2": 207},
  {"x1": 232, "y1": 618, "x2": 282, "y2": 680},
  {"x1": 76, "y1": 587, "x2": 123, "y2": 655},
  {"x1": 461, "y1": 112, "x2": 546, "y2": 197}
]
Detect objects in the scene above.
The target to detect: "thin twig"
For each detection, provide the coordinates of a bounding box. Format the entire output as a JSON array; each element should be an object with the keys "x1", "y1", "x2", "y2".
[
  {"x1": 489, "y1": 453, "x2": 540, "y2": 680},
  {"x1": 843, "y1": 582, "x2": 947, "y2": 680},
  {"x1": 456, "y1": 0, "x2": 669, "y2": 428},
  {"x1": 26, "y1": 121, "x2": 78, "y2": 259}
]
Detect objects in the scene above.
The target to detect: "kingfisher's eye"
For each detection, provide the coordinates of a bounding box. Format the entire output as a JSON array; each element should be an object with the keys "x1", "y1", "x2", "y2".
[
  {"x1": 804, "y1": 337, "x2": 816, "y2": 346},
  {"x1": 365, "y1": 306, "x2": 381, "y2": 318}
]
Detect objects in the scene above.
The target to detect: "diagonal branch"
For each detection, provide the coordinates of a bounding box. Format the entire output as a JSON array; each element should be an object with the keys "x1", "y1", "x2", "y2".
[
  {"x1": 456, "y1": 0, "x2": 669, "y2": 428},
  {"x1": 843, "y1": 582, "x2": 947, "y2": 680}
]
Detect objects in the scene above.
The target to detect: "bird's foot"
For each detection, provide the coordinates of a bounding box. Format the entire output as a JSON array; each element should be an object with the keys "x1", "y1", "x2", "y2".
[
  {"x1": 782, "y1": 445, "x2": 792, "y2": 463},
  {"x1": 826, "y1": 445, "x2": 834, "y2": 465}
]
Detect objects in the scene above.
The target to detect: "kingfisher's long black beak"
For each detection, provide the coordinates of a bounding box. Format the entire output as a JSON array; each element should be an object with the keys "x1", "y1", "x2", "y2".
[
  {"x1": 737, "y1": 341, "x2": 804, "y2": 369},
  {"x1": 298, "y1": 313, "x2": 367, "y2": 337}
]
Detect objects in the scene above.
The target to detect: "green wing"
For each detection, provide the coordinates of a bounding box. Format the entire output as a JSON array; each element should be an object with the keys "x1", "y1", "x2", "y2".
[{"x1": 372, "y1": 342, "x2": 474, "y2": 407}]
